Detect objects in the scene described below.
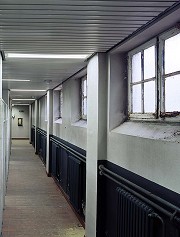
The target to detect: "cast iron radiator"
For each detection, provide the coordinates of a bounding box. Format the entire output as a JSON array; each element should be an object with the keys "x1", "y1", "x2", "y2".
[
  {"x1": 116, "y1": 187, "x2": 156, "y2": 237},
  {"x1": 68, "y1": 155, "x2": 81, "y2": 212}
]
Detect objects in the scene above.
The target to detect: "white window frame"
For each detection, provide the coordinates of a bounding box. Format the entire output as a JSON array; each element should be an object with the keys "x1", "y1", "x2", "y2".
[
  {"x1": 58, "y1": 88, "x2": 63, "y2": 119},
  {"x1": 81, "y1": 76, "x2": 87, "y2": 120},
  {"x1": 159, "y1": 27, "x2": 180, "y2": 121},
  {"x1": 128, "y1": 27, "x2": 180, "y2": 121},
  {"x1": 128, "y1": 38, "x2": 157, "y2": 119}
]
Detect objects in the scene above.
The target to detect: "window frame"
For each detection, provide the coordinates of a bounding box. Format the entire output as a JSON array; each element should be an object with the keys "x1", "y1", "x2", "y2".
[
  {"x1": 58, "y1": 88, "x2": 63, "y2": 119},
  {"x1": 81, "y1": 76, "x2": 87, "y2": 120},
  {"x1": 159, "y1": 27, "x2": 180, "y2": 121},
  {"x1": 128, "y1": 38, "x2": 158, "y2": 120},
  {"x1": 128, "y1": 27, "x2": 180, "y2": 121}
]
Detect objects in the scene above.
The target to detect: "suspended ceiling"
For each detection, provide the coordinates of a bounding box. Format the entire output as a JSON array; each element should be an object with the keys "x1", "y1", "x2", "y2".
[{"x1": 1, "y1": 0, "x2": 179, "y2": 102}]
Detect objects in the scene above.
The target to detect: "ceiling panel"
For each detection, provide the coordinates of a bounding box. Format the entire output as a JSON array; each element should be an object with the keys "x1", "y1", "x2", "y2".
[{"x1": 0, "y1": 0, "x2": 179, "y2": 101}]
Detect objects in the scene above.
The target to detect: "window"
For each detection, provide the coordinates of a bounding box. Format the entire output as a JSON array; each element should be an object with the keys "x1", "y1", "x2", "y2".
[
  {"x1": 53, "y1": 85, "x2": 63, "y2": 122},
  {"x1": 45, "y1": 95, "x2": 47, "y2": 121},
  {"x1": 81, "y1": 76, "x2": 87, "y2": 120},
  {"x1": 128, "y1": 27, "x2": 180, "y2": 120},
  {"x1": 58, "y1": 89, "x2": 63, "y2": 118},
  {"x1": 160, "y1": 30, "x2": 180, "y2": 117}
]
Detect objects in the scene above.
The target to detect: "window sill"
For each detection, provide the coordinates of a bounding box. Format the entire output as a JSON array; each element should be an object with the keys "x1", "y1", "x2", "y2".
[
  {"x1": 129, "y1": 114, "x2": 180, "y2": 123},
  {"x1": 111, "y1": 121, "x2": 180, "y2": 143},
  {"x1": 54, "y1": 118, "x2": 62, "y2": 124},
  {"x1": 71, "y1": 119, "x2": 87, "y2": 128}
]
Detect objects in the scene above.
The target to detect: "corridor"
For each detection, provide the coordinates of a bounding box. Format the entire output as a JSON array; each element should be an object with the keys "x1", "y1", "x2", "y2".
[{"x1": 2, "y1": 140, "x2": 84, "y2": 237}]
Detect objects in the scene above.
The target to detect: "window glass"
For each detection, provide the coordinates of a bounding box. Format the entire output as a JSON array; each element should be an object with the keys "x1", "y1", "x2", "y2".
[
  {"x1": 59, "y1": 90, "x2": 63, "y2": 118},
  {"x1": 132, "y1": 52, "x2": 141, "y2": 83},
  {"x1": 144, "y1": 46, "x2": 156, "y2": 79},
  {"x1": 132, "y1": 84, "x2": 141, "y2": 113},
  {"x1": 165, "y1": 75, "x2": 180, "y2": 112},
  {"x1": 81, "y1": 77, "x2": 87, "y2": 119},
  {"x1": 144, "y1": 81, "x2": 155, "y2": 113},
  {"x1": 83, "y1": 79, "x2": 87, "y2": 97},
  {"x1": 83, "y1": 98, "x2": 87, "y2": 116},
  {"x1": 165, "y1": 33, "x2": 180, "y2": 74}
]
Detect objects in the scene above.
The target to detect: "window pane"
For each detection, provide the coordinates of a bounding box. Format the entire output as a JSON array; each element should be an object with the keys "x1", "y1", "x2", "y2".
[
  {"x1": 132, "y1": 84, "x2": 141, "y2": 113},
  {"x1": 165, "y1": 74, "x2": 180, "y2": 112},
  {"x1": 84, "y1": 79, "x2": 87, "y2": 96},
  {"x1": 144, "y1": 81, "x2": 155, "y2": 113},
  {"x1": 59, "y1": 90, "x2": 63, "y2": 117},
  {"x1": 132, "y1": 52, "x2": 141, "y2": 83},
  {"x1": 165, "y1": 33, "x2": 180, "y2": 74},
  {"x1": 83, "y1": 98, "x2": 87, "y2": 116},
  {"x1": 144, "y1": 46, "x2": 155, "y2": 79}
]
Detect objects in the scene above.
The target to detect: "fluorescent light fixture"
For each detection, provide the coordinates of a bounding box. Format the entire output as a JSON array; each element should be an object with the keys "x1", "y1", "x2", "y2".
[
  {"x1": 10, "y1": 89, "x2": 46, "y2": 92},
  {"x1": 12, "y1": 99, "x2": 35, "y2": 101},
  {"x1": 2, "y1": 79, "x2": 30, "y2": 82},
  {"x1": 12, "y1": 104, "x2": 30, "y2": 106},
  {"x1": 6, "y1": 53, "x2": 88, "y2": 59}
]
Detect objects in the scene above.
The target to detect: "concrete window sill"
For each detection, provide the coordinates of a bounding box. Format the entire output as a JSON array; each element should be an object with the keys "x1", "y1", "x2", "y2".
[
  {"x1": 111, "y1": 121, "x2": 180, "y2": 143},
  {"x1": 71, "y1": 119, "x2": 87, "y2": 128},
  {"x1": 54, "y1": 118, "x2": 62, "y2": 124}
]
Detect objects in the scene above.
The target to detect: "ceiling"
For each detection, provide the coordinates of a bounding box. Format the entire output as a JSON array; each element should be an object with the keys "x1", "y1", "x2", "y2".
[{"x1": 1, "y1": 0, "x2": 179, "y2": 103}]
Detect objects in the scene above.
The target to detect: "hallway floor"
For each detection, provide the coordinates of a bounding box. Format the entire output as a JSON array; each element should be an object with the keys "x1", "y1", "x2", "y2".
[{"x1": 2, "y1": 140, "x2": 85, "y2": 237}]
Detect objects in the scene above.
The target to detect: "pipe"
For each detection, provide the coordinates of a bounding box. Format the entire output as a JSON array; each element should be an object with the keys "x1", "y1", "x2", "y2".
[
  {"x1": 99, "y1": 165, "x2": 180, "y2": 225},
  {"x1": 50, "y1": 137, "x2": 86, "y2": 163}
]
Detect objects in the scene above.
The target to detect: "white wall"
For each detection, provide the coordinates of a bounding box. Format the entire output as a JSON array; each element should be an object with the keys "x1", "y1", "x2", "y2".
[
  {"x1": 38, "y1": 96, "x2": 47, "y2": 132},
  {"x1": 107, "y1": 52, "x2": 180, "y2": 194},
  {"x1": 12, "y1": 105, "x2": 29, "y2": 139},
  {"x1": 53, "y1": 77, "x2": 87, "y2": 150},
  {"x1": 31, "y1": 103, "x2": 35, "y2": 126}
]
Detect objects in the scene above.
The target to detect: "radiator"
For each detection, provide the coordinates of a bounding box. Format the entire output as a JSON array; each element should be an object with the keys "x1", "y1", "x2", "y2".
[
  {"x1": 68, "y1": 155, "x2": 81, "y2": 212},
  {"x1": 116, "y1": 187, "x2": 155, "y2": 237}
]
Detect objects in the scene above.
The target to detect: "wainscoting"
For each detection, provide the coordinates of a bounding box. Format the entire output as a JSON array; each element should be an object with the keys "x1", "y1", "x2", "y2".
[
  {"x1": 31, "y1": 126, "x2": 35, "y2": 148},
  {"x1": 35, "y1": 128, "x2": 47, "y2": 165},
  {"x1": 50, "y1": 135, "x2": 86, "y2": 222},
  {"x1": 31, "y1": 127, "x2": 86, "y2": 224}
]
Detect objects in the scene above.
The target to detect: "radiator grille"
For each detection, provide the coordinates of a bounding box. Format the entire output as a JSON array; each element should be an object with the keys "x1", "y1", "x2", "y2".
[{"x1": 116, "y1": 187, "x2": 155, "y2": 237}]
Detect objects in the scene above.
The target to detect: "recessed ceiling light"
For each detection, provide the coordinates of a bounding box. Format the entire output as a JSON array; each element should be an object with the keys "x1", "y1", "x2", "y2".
[
  {"x1": 2, "y1": 79, "x2": 30, "y2": 82},
  {"x1": 6, "y1": 53, "x2": 88, "y2": 59},
  {"x1": 10, "y1": 89, "x2": 46, "y2": 92},
  {"x1": 12, "y1": 99, "x2": 35, "y2": 101}
]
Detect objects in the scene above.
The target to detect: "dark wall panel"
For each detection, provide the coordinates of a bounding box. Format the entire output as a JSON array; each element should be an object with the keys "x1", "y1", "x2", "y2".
[
  {"x1": 32, "y1": 132, "x2": 86, "y2": 221},
  {"x1": 49, "y1": 136, "x2": 86, "y2": 220},
  {"x1": 31, "y1": 127, "x2": 35, "y2": 147},
  {"x1": 60, "y1": 148, "x2": 68, "y2": 193},
  {"x1": 51, "y1": 142, "x2": 58, "y2": 178},
  {"x1": 68, "y1": 155, "x2": 81, "y2": 212},
  {"x1": 97, "y1": 160, "x2": 180, "y2": 237}
]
